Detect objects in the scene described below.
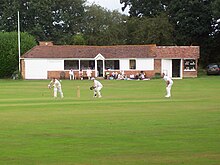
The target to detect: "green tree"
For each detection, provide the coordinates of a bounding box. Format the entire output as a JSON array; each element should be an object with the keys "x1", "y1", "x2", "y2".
[
  {"x1": 70, "y1": 33, "x2": 86, "y2": 45},
  {"x1": 168, "y1": 0, "x2": 214, "y2": 66},
  {"x1": 121, "y1": 0, "x2": 217, "y2": 66},
  {"x1": 120, "y1": 0, "x2": 171, "y2": 17},
  {"x1": 209, "y1": 0, "x2": 220, "y2": 64},
  {"x1": 0, "y1": 32, "x2": 36, "y2": 78},
  {"x1": 0, "y1": 0, "x2": 19, "y2": 32},
  {"x1": 212, "y1": 0, "x2": 220, "y2": 18},
  {"x1": 125, "y1": 14, "x2": 174, "y2": 45},
  {"x1": 168, "y1": 0, "x2": 213, "y2": 45},
  {"x1": 0, "y1": 0, "x2": 85, "y2": 43},
  {"x1": 82, "y1": 4, "x2": 127, "y2": 45}
]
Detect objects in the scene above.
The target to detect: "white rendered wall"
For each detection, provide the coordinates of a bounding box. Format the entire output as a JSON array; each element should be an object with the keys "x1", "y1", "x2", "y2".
[
  {"x1": 25, "y1": 58, "x2": 155, "y2": 79},
  {"x1": 120, "y1": 59, "x2": 129, "y2": 70},
  {"x1": 136, "y1": 59, "x2": 154, "y2": 70},
  {"x1": 25, "y1": 59, "x2": 48, "y2": 79},
  {"x1": 161, "y1": 59, "x2": 172, "y2": 77},
  {"x1": 120, "y1": 59, "x2": 154, "y2": 70},
  {"x1": 47, "y1": 59, "x2": 64, "y2": 70},
  {"x1": 25, "y1": 59, "x2": 64, "y2": 79}
]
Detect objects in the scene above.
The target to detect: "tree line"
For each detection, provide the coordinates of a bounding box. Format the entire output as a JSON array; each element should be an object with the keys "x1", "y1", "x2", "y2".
[
  {"x1": 0, "y1": 0, "x2": 219, "y2": 78},
  {"x1": 121, "y1": 0, "x2": 220, "y2": 66},
  {"x1": 0, "y1": 32, "x2": 36, "y2": 78}
]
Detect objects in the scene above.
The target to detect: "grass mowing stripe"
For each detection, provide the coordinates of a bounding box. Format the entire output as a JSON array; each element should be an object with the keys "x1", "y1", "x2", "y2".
[
  {"x1": 0, "y1": 98, "x2": 206, "y2": 107},
  {"x1": 0, "y1": 77, "x2": 220, "y2": 165}
]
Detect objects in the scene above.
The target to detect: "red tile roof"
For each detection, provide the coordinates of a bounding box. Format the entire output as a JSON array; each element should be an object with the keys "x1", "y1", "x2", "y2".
[
  {"x1": 156, "y1": 46, "x2": 200, "y2": 59},
  {"x1": 21, "y1": 45, "x2": 199, "y2": 59},
  {"x1": 21, "y1": 45, "x2": 156, "y2": 59}
]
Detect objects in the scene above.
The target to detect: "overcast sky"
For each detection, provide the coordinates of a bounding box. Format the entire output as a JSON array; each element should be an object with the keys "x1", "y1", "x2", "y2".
[{"x1": 86, "y1": 0, "x2": 129, "y2": 14}]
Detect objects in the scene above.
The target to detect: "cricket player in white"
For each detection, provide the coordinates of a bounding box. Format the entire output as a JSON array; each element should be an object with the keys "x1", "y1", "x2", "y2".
[
  {"x1": 91, "y1": 77, "x2": 103, "y2": 98},
  {"x1": 48, "y1": 78, "x2": 64, "y2": 98},
  {"x1": 162, "y1": 73, "x2": 173, "y2": 98},
  {"x1": 69, "y1": 69, "x2": 74, "y2": 80}
]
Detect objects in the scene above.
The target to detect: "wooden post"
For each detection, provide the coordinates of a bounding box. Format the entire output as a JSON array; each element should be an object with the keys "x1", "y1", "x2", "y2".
[{"x1": 77, "y1": 86, "x2": 80, "y2": 98}]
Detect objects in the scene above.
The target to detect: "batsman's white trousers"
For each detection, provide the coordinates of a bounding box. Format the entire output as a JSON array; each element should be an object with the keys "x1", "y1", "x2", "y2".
[{"x1": 54, "y1": 87, "x2": 64, "y2": 98}]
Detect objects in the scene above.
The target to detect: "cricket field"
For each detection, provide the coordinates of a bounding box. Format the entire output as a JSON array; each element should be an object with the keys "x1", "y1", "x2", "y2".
[{"x1": 0, "y1": 76, "x2": 220, "y2": 165}]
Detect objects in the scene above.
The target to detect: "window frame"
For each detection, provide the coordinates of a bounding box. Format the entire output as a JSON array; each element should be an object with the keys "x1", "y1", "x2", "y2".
[
  {"x1": 105, "y1": 60, "x2": 120, "y2": 70},
  {"x1": 64, "y1": 60, "x2": 79, "y2": 70},
  {"x1": 129, "y1": 59, "x2": 136, "y2": 70},
  {"x1": 80, "y1": 60, "x2": 95, "y2": 70},
  {"x1": 184, "y1": 59, "x2": 196, "y2": 71}
]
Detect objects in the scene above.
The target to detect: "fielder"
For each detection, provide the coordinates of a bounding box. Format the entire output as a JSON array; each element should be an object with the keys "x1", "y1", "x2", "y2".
[
  {"x1": 48, "y1": 78, "x2": 64, "y2": 98},
  {"x1": 90, "y1": 77, "x2": 103, "y2": 98},
  {"x1": 162, "y1": 73, "x2": 173, "y2": 98}
]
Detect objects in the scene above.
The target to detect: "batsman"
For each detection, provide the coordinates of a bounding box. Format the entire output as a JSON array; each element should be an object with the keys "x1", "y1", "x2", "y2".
[
  {"x1": 48, "y1": 78, "x2": 64, "y2": 98},
  {"x1": 90, "y1": 77, "x2": 103, "y2": 98}
]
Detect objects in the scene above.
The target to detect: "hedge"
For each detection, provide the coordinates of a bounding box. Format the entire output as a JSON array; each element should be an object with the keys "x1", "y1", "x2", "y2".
[{"x1": 0, "y1": 32, "x2": 36, "y2": 78}]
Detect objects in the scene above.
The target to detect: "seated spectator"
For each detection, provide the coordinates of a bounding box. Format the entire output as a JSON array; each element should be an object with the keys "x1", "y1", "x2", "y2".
[
  {"x1": 135, "y1": 73, "x2": 139, "y2": 79},
  {"x1": 140, "y1": 71, "x2": 146, "y2": 80},
  {"x1": 115, "y1": 72, "x2": 118, "y2": 79},
  {"x1": 111, "y1": 72, "x2": 115, "y2": 79},
  {"x1": 118, "y1": 74, "x2": 125, "y2": 80},
  {"x1": 105, "y1": 71, "x2": 110, "y2": 79},
  {"x1": 130, "y1": 74, "x2": 135, "y2": 79},
  {"x1": 120, "y1": 70, "x2": 125, "y2": 76}
]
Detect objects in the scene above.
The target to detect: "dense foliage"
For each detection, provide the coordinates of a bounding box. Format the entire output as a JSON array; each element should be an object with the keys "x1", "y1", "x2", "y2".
[
  {"x1": 0, "y1": 32, "x2": 36, "y2": 78},
  {"x1": 83, "y1": 5, "x2": 128, "y2": 45},
  {"x1": 0, "y1": 0, "x2": 219, "y2": 69},
  {"x1": 125, "y1": 14, "x2": 174, "y2": 45},
  {"x1": 120, "y1": 0, "x2": 220, "y2": 65},
  {"x1": 0, "y1": 1, "x2": 175, "y2": 45},
  {"x1": 0, "y1": 0, "x2": 86, "y2": 42}
]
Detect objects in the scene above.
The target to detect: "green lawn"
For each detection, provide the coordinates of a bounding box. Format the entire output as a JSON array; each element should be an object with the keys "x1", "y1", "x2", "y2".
[{"x1": 0, "y1": 77, "x2": 220, "y2": 165}]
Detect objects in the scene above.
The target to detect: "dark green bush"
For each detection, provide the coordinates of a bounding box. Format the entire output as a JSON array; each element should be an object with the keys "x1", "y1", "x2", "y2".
[
  {"x1": 11, "y1": 70, "x2": 22, "y2": 80},
  {"x1": 152, "y1": 72, "x2": 161, "y2": 79},
  {"x1": 0, "y1": 32, "x2": 36, "y2": 78}
]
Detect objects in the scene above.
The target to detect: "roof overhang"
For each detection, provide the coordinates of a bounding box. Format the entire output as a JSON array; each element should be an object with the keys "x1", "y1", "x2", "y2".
[{"x1": 94, "y1": 53, "x2": 105, "y2": 60}]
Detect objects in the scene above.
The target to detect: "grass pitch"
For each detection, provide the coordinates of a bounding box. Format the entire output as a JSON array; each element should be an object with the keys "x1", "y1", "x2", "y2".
[{"x1": 0, "y1": 77, "x2": 220, "y2": 165}]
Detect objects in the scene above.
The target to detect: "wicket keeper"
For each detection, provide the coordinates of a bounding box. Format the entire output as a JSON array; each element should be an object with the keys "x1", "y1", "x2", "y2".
[{"x1": 90, "y1": 77, "x2": 103, "y2": 98}]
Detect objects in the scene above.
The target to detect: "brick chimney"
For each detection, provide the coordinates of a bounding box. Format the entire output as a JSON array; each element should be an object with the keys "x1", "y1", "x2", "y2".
[{"x1": 39, "y1": 41, "x2": 53, "y2": 46}]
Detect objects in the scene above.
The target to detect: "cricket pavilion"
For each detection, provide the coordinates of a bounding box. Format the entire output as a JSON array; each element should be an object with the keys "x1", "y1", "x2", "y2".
[{"x1": 20, "y1": 42, "x2": 200, "y2": 79}]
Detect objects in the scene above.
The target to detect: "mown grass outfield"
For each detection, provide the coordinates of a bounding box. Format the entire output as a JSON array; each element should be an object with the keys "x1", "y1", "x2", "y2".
[{"x1": 0, "y1": 76, "x2": 220, "y2": 165}]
